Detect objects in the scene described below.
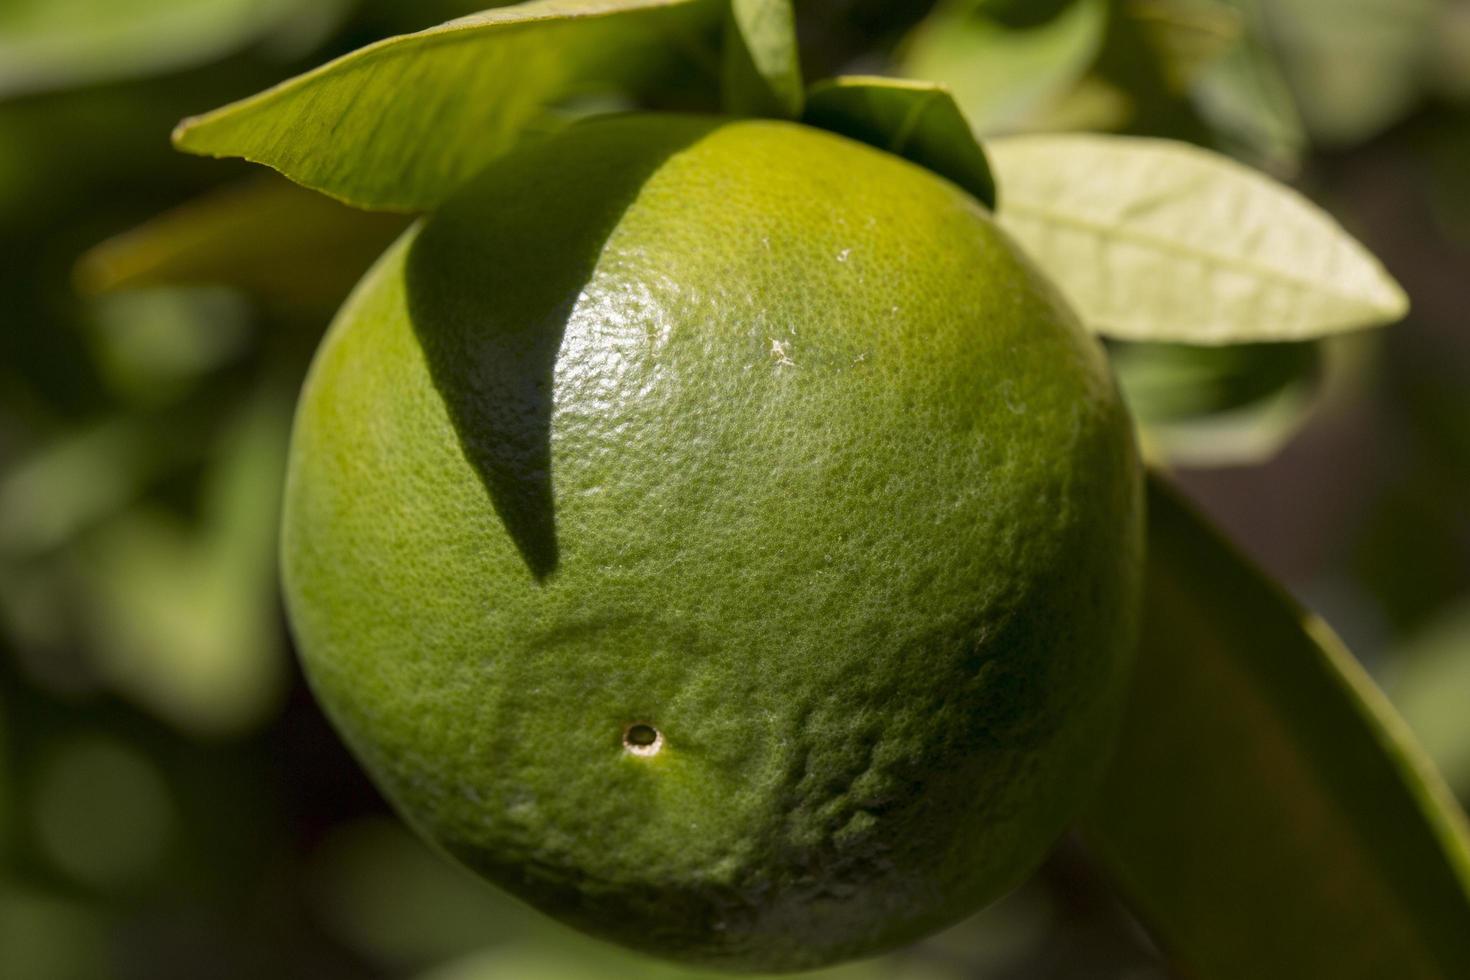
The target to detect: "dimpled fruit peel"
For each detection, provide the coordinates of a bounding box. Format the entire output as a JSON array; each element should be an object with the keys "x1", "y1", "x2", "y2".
[{"x1": 281, "y1": 113, "x2": 1143, "y2": 971}]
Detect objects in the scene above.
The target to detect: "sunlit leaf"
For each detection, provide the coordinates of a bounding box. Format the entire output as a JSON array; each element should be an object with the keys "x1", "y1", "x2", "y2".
[
  {"x1": 1082, "y1": 475, "x2": 1470, "y2": 979},
  {"x1": 1390, "y1": 602, "x2": 1470, "y2": 800},
  {"x1": 0, "y1": 0, "x2": 338, "y2": 99},
  {"x1": 173, "y1": 0, "x2": 722, "y2": 210},
  {"x1": 1111, "y1": 339, "x2": 1322, "y2": 465},
  {"x1": 722, "y1": 0, "x2": 802, "y2": 118},
  {"x1": 77, "y1": 176, "x2": 412, "y2": 311},
  {"x1": 803, "y1": 76, "x2": 996, "y2": 209},
  {"x1": 989, "y1": 133, "x2": 1409, "y2": 342},
  {"x1": 900, "y1": 0, "x2": 1107, "y2": 135},
  {"x1": 1262, "y1": 0, "x2": 1437, "y2": 147}
]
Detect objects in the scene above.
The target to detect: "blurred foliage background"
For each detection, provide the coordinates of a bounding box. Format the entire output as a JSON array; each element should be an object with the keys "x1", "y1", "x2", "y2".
[{"x1": 0, "y1": 0, "x2": 1466, "y2": 976}]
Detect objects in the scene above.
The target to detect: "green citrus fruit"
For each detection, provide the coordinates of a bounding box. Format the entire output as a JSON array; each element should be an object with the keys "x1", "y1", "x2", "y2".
[{"x1": 281, "y1": 113, "x2": 1142, "y2": 971}]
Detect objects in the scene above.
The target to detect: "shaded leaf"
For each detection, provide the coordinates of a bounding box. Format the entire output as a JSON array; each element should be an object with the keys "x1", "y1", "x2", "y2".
[
  {"x1": 1111, "y1": 339, "x2": 1322, "y2": 465},
  {"x1": 989, "y1": 133, "x2": 1409, "y2": 342},
  {"x1": 0, "y1": 0, "x2": 335, "y2": 99},
  {"x1": 722, "y1": 0, "x2": 802, "y2": 118},
  {"x1": 78, "y1": 176, "x2": 412, "y2": 310},
  {"x1": 802, "y1": 76, "x2": 996, "y2": 209},
  {"x1": 1390, "y1": 601, "x2": 1470, "y2": 800},
  {"x1": 900, "y1": 0, "x2": 1107, "y2": 135},
  {"x1": 174, "y1": 0, "x2": 722, "y2": 210},
  {"x1": 1082, "y1": 475, "x2": 1470, "y2": 979}
]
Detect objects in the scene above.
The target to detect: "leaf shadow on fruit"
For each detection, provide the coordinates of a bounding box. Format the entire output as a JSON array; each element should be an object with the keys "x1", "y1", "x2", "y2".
[{"x1": 403, "y1": 121, "x2": 707, "y2": 582}]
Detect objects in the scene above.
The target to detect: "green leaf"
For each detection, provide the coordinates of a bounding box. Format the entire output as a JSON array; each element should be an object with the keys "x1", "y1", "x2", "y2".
[
  {"x1": 722, "y1": 0, "x2": 802, "y2": 118},
  {"x1": 1082, "y1": 475, "x2": 1470, "y2": 979},
  {"x1": 989, "y1": 133, "x2": 1409, "y2": 343},
  {"x1": 173, "y1": 0, "x2": 722, "y2": 210},
  {"x1": 77, "y1": 176, "x2": 412, "y2": 310},
  {"x1": 802, "y1": 76, "x2": 996, "y2": 210},
  {"x1": 0, "y1": 0, "x2": 333, "y2": 99},
  {"x1": 899, "y1": 0, "x2": 1107, "y2": 135},
  {"x1": 1111, "y1": 339, "x2": 1322, "y2": 465}
]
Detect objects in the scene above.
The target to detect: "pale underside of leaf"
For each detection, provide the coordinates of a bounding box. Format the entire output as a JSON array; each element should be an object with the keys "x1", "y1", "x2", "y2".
[
  {"x1": 173, "y1": 0, "x2": 720, "y2": 211},
  {"x1": 1082, "y1": 474, "x2": 1470, "y2": 979},
  {"x1": 990, "y1": 133, "x2": 1408, "y2": 343}
]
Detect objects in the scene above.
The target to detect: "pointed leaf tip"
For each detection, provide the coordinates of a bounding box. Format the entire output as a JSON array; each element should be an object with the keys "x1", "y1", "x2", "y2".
[
  {"x1": 989, "y1": 134, "x2": 1410, "y2": 343},
  {"x1": 172, "y1": 0, "x2": 722, "y2": 211}
]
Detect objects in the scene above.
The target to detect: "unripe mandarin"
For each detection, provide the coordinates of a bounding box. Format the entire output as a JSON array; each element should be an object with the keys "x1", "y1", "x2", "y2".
[{"x1": 282, "y1": 114, "x2": 1142, "y2": 971}]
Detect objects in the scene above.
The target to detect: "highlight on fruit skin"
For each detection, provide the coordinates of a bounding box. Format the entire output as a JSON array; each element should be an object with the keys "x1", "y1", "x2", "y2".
[{"x1": 280, "y1": 112, "x2": 1144, "y2": 971}]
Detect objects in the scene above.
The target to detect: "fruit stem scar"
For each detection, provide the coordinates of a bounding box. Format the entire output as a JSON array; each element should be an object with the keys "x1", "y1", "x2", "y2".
[{"x1": 623, "y1": 723, "x2": 663, "y2": 757}]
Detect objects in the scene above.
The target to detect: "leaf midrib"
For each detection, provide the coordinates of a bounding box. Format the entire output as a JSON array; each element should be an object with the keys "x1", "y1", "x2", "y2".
[{"x1": 1000, "y1": 196, "x2": 1386, "y2": 312}]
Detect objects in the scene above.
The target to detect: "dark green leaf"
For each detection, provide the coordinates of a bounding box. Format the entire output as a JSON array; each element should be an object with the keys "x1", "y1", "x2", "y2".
[
  {"x1": 802, "y1": 76, "x2": 996, "y2": 209},
  {"x1": 722, "y1": 0, "x2": 802, "y2": 118},
  {"x1": 1081, "y1": 475, "x2": 1470, "y2": 979},
  {"x1": 1111, "y1": 339, "x2": 1322, "y2": 465},
  {"x1": 78, "y1": 176, "x2": 412, "y2": 310},
  {"x1": 174, "y1": 0, "x2": 722, "y2": 210}
]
